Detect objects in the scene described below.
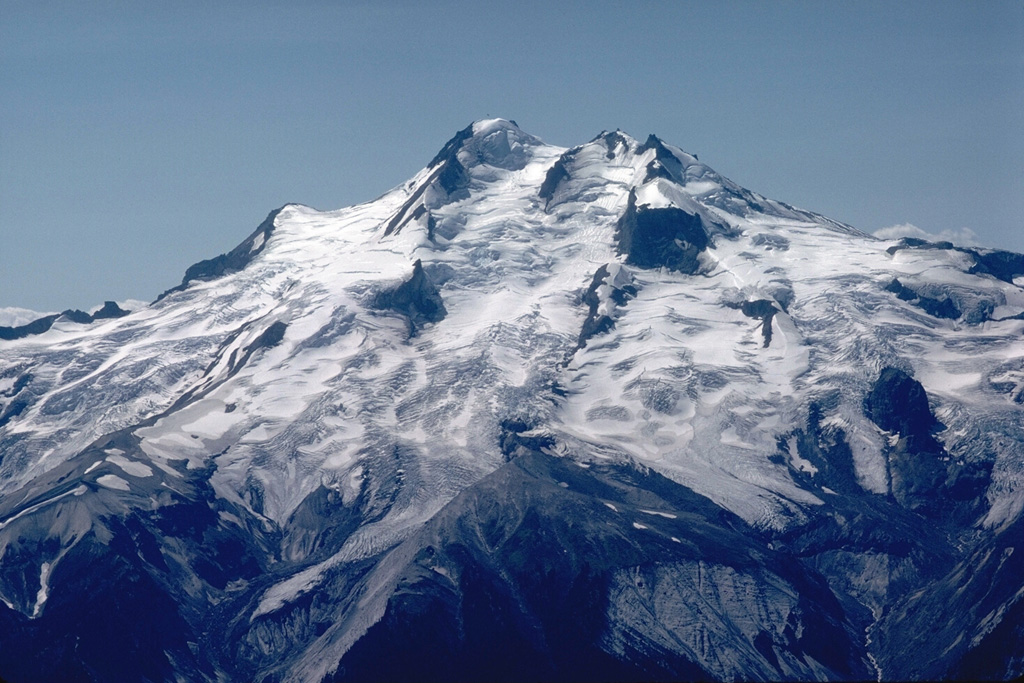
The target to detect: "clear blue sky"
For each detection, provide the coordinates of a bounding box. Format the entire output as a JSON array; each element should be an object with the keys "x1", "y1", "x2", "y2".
[{"x1": 2, "y1": 0, "x2": 1022, "y2": 312}]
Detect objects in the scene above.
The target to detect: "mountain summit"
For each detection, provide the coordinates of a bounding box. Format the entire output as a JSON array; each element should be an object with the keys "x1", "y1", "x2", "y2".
[{"x1": 1, "y1": 120, "x2": 1023, "y2": 681}]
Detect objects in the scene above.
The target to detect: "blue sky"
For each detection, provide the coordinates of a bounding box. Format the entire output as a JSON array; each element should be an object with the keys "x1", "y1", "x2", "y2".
[{"x1": 2, "y1": 0, "x2": 1022, "y2": 312}]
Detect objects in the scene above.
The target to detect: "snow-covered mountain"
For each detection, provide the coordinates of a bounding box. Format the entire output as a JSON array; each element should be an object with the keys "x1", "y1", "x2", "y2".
[{"x1": 1, "y1": 119, "x2": 1022, "y2": 681}]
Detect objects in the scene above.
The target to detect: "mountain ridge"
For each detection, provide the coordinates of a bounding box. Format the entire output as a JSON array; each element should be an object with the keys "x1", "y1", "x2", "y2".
[{"x1": 0, "y1": 119, "x2": 1022, "y2": 681}]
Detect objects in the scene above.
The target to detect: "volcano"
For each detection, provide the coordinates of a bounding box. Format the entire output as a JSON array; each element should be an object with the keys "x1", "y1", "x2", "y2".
[{"x1": 1, "y1": 119, "x2": 1023, "y2": 681}]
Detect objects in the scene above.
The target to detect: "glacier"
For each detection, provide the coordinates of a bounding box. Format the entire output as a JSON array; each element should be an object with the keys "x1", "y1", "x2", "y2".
[{"x1": 0, "y1": 119, "x2": 1022, "y2": 681}]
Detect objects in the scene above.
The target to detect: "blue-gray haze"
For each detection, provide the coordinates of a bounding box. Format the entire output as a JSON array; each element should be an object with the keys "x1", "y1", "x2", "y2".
[{"x1": 2, "y1": 0, "x2": 1021, "y2": 312}]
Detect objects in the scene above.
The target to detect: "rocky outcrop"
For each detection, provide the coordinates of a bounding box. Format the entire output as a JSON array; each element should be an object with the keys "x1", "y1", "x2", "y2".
[
  {"x1": 726, "y1": 298, "x2": 778, "y2": 348},
  {"x1": 576, "y1": 264, "x2": 636, "y2": 351},
  {"x1": 381, "y1": 126, "x2": 478, "y2": 237},
  {"x1": 615, "y1": 192, "x2": 711, "y2": 274},
  {"x1": 885, "y1": 278, "x2": 961, "y2": 320},
  {"x1": 865, "y1": 367, "x2": 942, "y2": 451},
  {"x1": 0, "y1": 301, "x2": 130, "y2": 341},
  {"x1": 638, "y1": 134, "x2": 687, "y2": 184},
  {"x1": 538, "y1": 149, "x2": 574, "y2": 209},
  {"x1": 864, "y1": 367, "x2": 991, "y2": 516},
  {"x1": 888, "y1": 237, "x2": 1024, "y2": 285},
  {"x1": 0, "y1": 314, "x2": 60, "y2": 340},
  {"x1": 158, "y1": 207, "x2": 282, "y2": 300},
  {"x1": 864, "y1": 367, "x2": 948, "y2": 512},
  {"x1": 374, "y1": 260, "x2": 446, "y2": 336},
  {"x1": 90, "y1": 301, "x2": 130, "y2": 320}
]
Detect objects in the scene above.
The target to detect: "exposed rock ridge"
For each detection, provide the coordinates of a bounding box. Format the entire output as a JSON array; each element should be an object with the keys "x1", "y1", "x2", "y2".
[
  {"x1": 888, "y1": 237, "x2": 1024, "y2": 284},
  {"x1": 576, "y1": 264, "x2": 637, "y2": 352},
  {"x1": 727, "y1": 299, "x2": 778, "y2": 348},
  {"x1": 615, "y1": 190, "x2": 712, "y2": 274},
  {"x1": 0, "y1": 301, "x2": 130, "y2": 341},
  {"x1": 864, "y1": 367, "x2": 991, "y2": 516},
  {"x1": 373, "y1": 259, "x2": 447, "y2": 336},
  {"x1": 157, "y1": 206, "x2": 283, "y2": 301}
]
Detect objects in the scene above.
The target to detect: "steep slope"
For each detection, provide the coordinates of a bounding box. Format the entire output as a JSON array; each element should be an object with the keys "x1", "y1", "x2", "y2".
[{"x1": 1, "y1": 119, "x2": 1022, "y2": 681}]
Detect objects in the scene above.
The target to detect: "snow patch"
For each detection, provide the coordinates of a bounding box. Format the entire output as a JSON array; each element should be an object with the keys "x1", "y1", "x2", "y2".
[
  {"x1": 250, "y1": 231, "x2": 266, "y2": 253},
  {"x1": 786, "y1": 436, "x2": 818, "y2": 475},
  {"x1": 640, "y1": 509, "x2": 677, "y2": 519},
  {"x1": 32, "y1": 562, "x2": 51, "y2": 618},
  {"x1": 105, "y1": 454, "x2": 154, "y2": 478},
  {"x1": 96, "y1": 474, "x2": 131, "y2": 491}
]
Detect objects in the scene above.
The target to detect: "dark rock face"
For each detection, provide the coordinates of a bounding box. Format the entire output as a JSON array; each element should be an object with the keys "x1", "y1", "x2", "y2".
[
  {"x1": 970, "y1": 248, "x2": 1024, "y2": 283},
  {"x1": 0, "y1": 301, "x2": 131, "y2": 341},
  {"x1": 430, "y1": 125, "x2": 473, "y2": 196},
  {"x1": 865, "y1": 367, "x2": 939, "y2": 444},
  {"x1": 576, "y1": 265, "x2": 636, "y2": 350},
  {"x1": 863, "y1": 367, "x2": 991, "y2": 516},
  {"x1": 877, "y1": 511, "x2": 1024, "y2": 681},
  {"x1": 615, "y1": 192, "x2": 711, "y2": 274},
  {"x1": 0, "y1": 397, "x2": 29, "y2": 430},
  {"x1": 0, "y1": 314, "x2": 60, "y2": 341},
  {"x1": 374, "y1": 260, "x2": 447, "y2": 335},
  {"x1": 282, "y1": 484, "x2": 367, "y2": 563},
  {"x1": 328, "y1": 451, "x2": 871, "y2": 683},
  {"x1": 383, "y1": 127, "x2": 476, "y2": 237},
  {"x1": 780, "y1": 401, "x2": 861, "y2": 496},
  {"x1": 864, "y1": 367, "x2": 947, "y2": 511},
  {"x1": 538, "y1": 149, "x2": 574, "y2": 208},
  {"x1": 91, "y1": 301, "x2": 130, "y2": 320},
  {"x1": 428, "y1": 124, "x2": 475, "y2": 170},
  {"x1": 60, "y1": 309, "x2": 93, "y2": 325},
  {"x1": 638, "y1": 135, "x2": 686, "y2": 184},
  {"x1": 437, "y1": 161, "x2": 469, "y2": 198},
  {"x1": 250, "y1": 321, "x2": 287, "y2": 352},
  {"x1": 158, "y1": 207, "x2": 282, "y2": 300},
  {"x1": 383, "y1": 186, "x2": 433, "y2": 237},
  {"x1": 498, "y1": 419, "x2": 556, "y2": 462},
  {"x1": 888, "y1": 238, "x2": 1024, "y2": 285},
  {"x1": 885, "y1": 278, "x2": 960, "y2": 320},
  {"x1": 727, "y1": 299, "x2": 777, "y2": 348},
  {"x1": 595, "y1": 130, "x2": 631, "y2": 159},
  {"x1": 0, "y1": 527, "x2": 207, "y2": 682},
  {"x1": 865, "y1": 367, "x2": 941, "y2": 451}
]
